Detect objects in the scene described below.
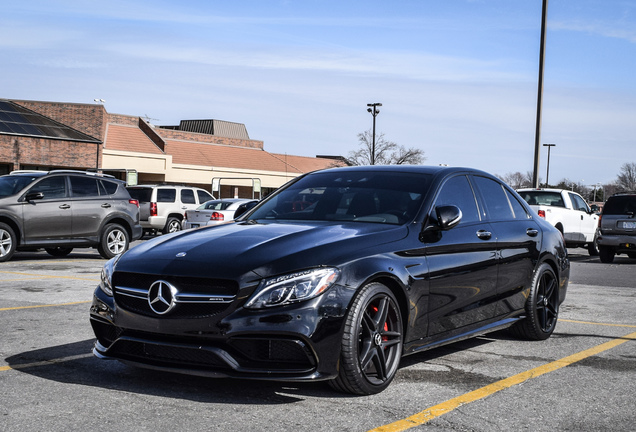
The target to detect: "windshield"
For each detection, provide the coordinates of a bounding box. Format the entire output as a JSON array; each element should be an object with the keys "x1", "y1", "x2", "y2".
[
  {"x1": 0, "y1": 175, "x2": 40, "y2": 198},
  {"x1": 248, "y1": 170, "x2": 431, "y2": 224}
]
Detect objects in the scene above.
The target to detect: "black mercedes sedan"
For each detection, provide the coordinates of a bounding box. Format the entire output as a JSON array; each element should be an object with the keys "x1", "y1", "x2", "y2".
[{"x1": 90, "y1": 165, "x2": 569, "y2": 395}]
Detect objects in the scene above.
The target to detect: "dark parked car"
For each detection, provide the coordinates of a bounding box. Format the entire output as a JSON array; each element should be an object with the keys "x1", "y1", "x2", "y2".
[
  {"x1": 0, "y1": 170, "x2": 142, "y2": 261},
  {"x1": 597, "y1": 192, "x2": 636, "y2": 263},
  {"x1": 90, "y1": 166, "x2": 569, "y2": 395}
]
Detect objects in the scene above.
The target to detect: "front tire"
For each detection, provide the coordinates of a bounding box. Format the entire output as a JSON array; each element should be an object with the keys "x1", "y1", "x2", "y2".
[
  {"x1": 599, "y1": 246, "x2": 615, "y2": 263},
  {"x1": 0, "y1": 222, "x2": 17, "y2": 262},
  {"x1": 330, "y1": 283, "x2": 403, "y2": 395},
  {"x1": 98, "y1": 224, "x2": 129, "y2": 259},
  {"x1": 511, "y1": 263, "x2": 559, "y2": 341}
]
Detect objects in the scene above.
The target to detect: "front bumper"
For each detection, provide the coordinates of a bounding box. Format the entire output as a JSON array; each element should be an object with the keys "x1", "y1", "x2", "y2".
[{"x1": 89, "y1": 284, "x2": 352, "y2": 381}]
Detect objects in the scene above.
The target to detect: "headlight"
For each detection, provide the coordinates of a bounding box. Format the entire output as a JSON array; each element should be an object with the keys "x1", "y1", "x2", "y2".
[
  {"x1": 99, "y1": 255, "x2": 121, "y2": 296},
  {"x1": 245, "y1": 268, "x2": 340, "y2": 309}
]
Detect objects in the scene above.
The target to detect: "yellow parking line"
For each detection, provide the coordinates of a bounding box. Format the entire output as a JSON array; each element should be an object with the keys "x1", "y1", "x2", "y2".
[
  {"x1": 0, "y1": 301, "x2": 91, "y2": 311},
  {"x1": 0, "y1": 353, "x2": 93, "y2": 372},
  {"x1": 561, "y1": 319, "x2": 636, "y2": 328},
  {"x1": 371, "y1": 330, "x2": 636, "y2": 432}
]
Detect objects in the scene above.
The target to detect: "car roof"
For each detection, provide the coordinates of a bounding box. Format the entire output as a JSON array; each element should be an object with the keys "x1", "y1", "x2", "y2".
[{"x1": 317, "y1": 165, "x2": 491, "y2": 177}]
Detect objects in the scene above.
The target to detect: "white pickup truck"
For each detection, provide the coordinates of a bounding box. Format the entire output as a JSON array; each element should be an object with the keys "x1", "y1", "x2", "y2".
[{"x1": 517, "y1": 188, "x2": 599, "y2": 256}]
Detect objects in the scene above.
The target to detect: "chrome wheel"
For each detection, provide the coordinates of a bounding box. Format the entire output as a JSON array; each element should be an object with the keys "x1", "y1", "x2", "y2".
[
  {"x1": 98, "y1": 224, "x2": 129, "y2": 259},
  {"x1": 0, "y1": 223, "x2": 16, "y2": 262}
]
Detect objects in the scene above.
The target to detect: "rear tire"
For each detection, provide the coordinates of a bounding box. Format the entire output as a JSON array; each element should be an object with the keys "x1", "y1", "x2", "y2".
[
  {"x1": 45, "y1": 247, "x2": 73, "y2": 257},
  {"x1": 163, "y1": 217, "x2": 181, "y2": 234},
  {"x1": 98, "y1": 224, "x2": 129, "y2": 259},
  {"x1": 329, "y1": 282, "x2": 403, "y2": 395},
  {"x1": 511, "y1": 263, "x2": 559, "y2": 341},
  {"x1": 0, "y1": 223, "x2": 17, "y2": 262},
  {"x1": 599, "y1": 246, "x2": 615, "y2": 263}
]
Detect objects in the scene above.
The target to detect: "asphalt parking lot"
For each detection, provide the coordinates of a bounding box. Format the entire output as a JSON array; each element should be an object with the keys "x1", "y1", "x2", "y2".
[{"x1": 1, "y1": 244, "x2": 635, "y2": 431}]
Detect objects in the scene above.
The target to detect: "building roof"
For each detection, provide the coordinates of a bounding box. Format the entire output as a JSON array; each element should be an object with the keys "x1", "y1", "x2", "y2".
[
  {"x1": 159, "y1": 119, "x2": 250, "y2": 139},
  {"x1": 104, "y1": 123, "x2": 164, "y2": 155},
  {"x1": 0, "y1": 100, "x2": 101, "y2": 143}
]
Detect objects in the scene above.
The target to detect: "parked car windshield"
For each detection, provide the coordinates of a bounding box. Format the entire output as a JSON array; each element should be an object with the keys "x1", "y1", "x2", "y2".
[
  {"x1": 0, "y1": 175, "x2": 40, "y2": 198},
  {"x1": 603, "y1": 196, "x2": 636, "y2": 215},
  {"x1": 248, "y1": 170, "x2": 431, "y2": 224},
  {"x1": 518, "y1": 191, "x2": 565, "y2": 207}
]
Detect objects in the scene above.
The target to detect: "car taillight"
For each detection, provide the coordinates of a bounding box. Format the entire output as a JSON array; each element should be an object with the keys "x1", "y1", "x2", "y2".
[
  {"x1": 210, "y1": 212, "x2": 224, "y2": 221},
  {"x1": 598, "y1": 214, "x2": 602, "y2": 227},
  {"x1": 537, "y1": 210, "x2": 546, "y2": 218},
  {"x1": 150, "y1": 202, "x2": 158, "y2": 217},
  {"x1": 129, "y1": 199, "x2": 139, "y2": 208}
]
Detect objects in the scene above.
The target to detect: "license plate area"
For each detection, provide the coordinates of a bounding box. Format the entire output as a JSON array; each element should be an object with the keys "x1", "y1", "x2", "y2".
[{"x1": 621, "y1": 221, "x2": 636, "y2": 229}]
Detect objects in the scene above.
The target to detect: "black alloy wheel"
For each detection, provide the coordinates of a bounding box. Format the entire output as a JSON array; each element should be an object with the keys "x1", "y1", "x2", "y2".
[
  {"x1": 330, "y1": 282, "x2": 403, "y2": 395},
  {"x1": 45, "y1": 247, "x2": 73, "y2": 257},
  {"x1": 512, "y1": 263, "x2": 559, "y2": 340}
]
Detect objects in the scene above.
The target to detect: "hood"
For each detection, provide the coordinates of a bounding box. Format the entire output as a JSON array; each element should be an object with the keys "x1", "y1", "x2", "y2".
[{"x1": 116, "y1": 220, "x2": 408, "y2": 280}]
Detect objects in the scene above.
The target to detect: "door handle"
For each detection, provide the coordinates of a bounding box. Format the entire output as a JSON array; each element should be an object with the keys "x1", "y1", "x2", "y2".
[
  {"x1": 101, "y1": 203, "x2": 111, "y2": 208},
  {"x1": 59, "y1": 204, "x2": 70, "y2": 210},
  {"x1": 476, "y1": 230, "x2": 492, "y2": 240},
  {"x1": 526, "y1": 228, "x2": 539, "y2": 237}
]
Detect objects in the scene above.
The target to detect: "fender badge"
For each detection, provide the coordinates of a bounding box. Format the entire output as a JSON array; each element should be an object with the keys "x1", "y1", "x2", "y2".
[{"x1": 176, "y1": 252, "x2": 187, "y2": 257}]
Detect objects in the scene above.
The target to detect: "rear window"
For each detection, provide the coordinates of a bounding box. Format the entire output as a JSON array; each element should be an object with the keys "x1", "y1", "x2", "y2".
[
  {"x1": 518, "y1": 191, "x2": 565, "y2": 207},
  {"x1": 200, "y1": 200, "x2": 234, "y2": 210},
  {"x1": 127, "y1": 187, "x2": 152, "y2": 202},
  {"x1": 602, "y1": 196, "x2": 636, "y2": 215}
]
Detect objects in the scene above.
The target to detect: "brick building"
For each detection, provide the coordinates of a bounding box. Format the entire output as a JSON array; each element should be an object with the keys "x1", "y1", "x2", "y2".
[{"x1": 0, "y1": 99, "x2": 345, "y2": 197}]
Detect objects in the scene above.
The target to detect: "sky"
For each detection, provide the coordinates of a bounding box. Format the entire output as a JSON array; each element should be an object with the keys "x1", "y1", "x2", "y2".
[{"x1": 2, "y1": 0, "x2": 635, "y2": 186}]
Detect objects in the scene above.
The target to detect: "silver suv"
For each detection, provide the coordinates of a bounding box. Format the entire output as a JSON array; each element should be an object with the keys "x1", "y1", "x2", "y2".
[
  {"x1": 597, "y1": 192, "x2": 636, "y2": 263},
  {"x1": 0, "y1": 170, "x2": 142, "y2": 262},
  {"x1": 126, "y1": 185, "x2": 214, "y2": 235}
]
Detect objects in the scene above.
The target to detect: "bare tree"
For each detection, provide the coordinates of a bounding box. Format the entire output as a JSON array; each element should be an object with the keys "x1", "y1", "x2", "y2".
[
  {"x1": 616, "y1": 162, "x2": 636, "y2": 191},
  {"x1": 498, "y1": 171, "x2": 535, "y2": 189},
  {"x1": 348, "y1": 130, "x2": 425, "y2": 166}
]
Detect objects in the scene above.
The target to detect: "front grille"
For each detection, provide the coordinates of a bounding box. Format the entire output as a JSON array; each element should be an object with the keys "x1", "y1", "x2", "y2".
[
  {"x1": 113, "y1": 271, "x2": 239, "y2": 319},
  {"x1": 111, "y1": 339, "x2": 230, "y2": 369}
]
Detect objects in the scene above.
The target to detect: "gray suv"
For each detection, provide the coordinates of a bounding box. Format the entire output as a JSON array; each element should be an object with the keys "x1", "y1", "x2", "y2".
[
  {"x1": 597, "y1": 192, "x2": 636, "y2": 263},
  {"x1": 0, "y1": 170, "x2": 143, "y2": 262}
]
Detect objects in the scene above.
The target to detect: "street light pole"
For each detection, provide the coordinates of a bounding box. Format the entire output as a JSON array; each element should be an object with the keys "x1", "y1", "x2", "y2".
[
  {"x1": 543, "y1": 143, "x2": 555, "y2": 187},
  {"x1": 367, "y1": 103, "x2": 382, "y2": 165}
]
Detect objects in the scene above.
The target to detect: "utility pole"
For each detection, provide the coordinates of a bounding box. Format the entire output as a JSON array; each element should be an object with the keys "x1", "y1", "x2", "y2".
[
  {"x1": 367, "y1": 103, "x2": 382, "y2": 165},
  {"x1": 532, "y1": 0, "x2": 549, "y2": 188}
]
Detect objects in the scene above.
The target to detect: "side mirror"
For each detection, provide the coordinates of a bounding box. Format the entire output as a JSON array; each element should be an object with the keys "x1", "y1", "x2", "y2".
[
  {"x1": 420, "y1": 205, "x2": 462, "y2": 242},
  {"x1": 25, "y1": 192, "x2": 44, "y2": 202},
  {"x1": 436, "y1": 205, "x2": 462, "y2": 230}
]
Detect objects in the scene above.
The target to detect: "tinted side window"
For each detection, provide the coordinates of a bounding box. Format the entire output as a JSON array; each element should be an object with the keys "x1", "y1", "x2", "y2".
[
  {"x1": 100, "y1": 180, "x2": 119, "y2": 195},
  {"x1": 474, "y1": 176, "x2": 513, "y2": 221},
  {"x1": 506, "y1": 189, "x2": 530, "y2": 219},
  {"x1": 28, "y1": 177, "x2": 67, "y2": 199},
  {"x1": 181, "y1": 189, "x2": 196, "y2": 204},
  {"x1": 197, "y1": 190, "x2": 213, "y2": 203},
  {"x1": 157, "y1": 188, "x2": 176, "y2": 203},
  {"x1": 70, "y1": 176, "x2": 100, "y2": 197},
  {"x1": 434, "y1": 175, "x2": 480, "y2": 224}
]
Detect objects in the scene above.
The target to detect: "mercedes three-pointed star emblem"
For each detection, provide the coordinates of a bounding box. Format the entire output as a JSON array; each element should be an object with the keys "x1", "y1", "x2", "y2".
[{"x1": 148, "y1": 280, "x2": 178, "y2": 315}]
